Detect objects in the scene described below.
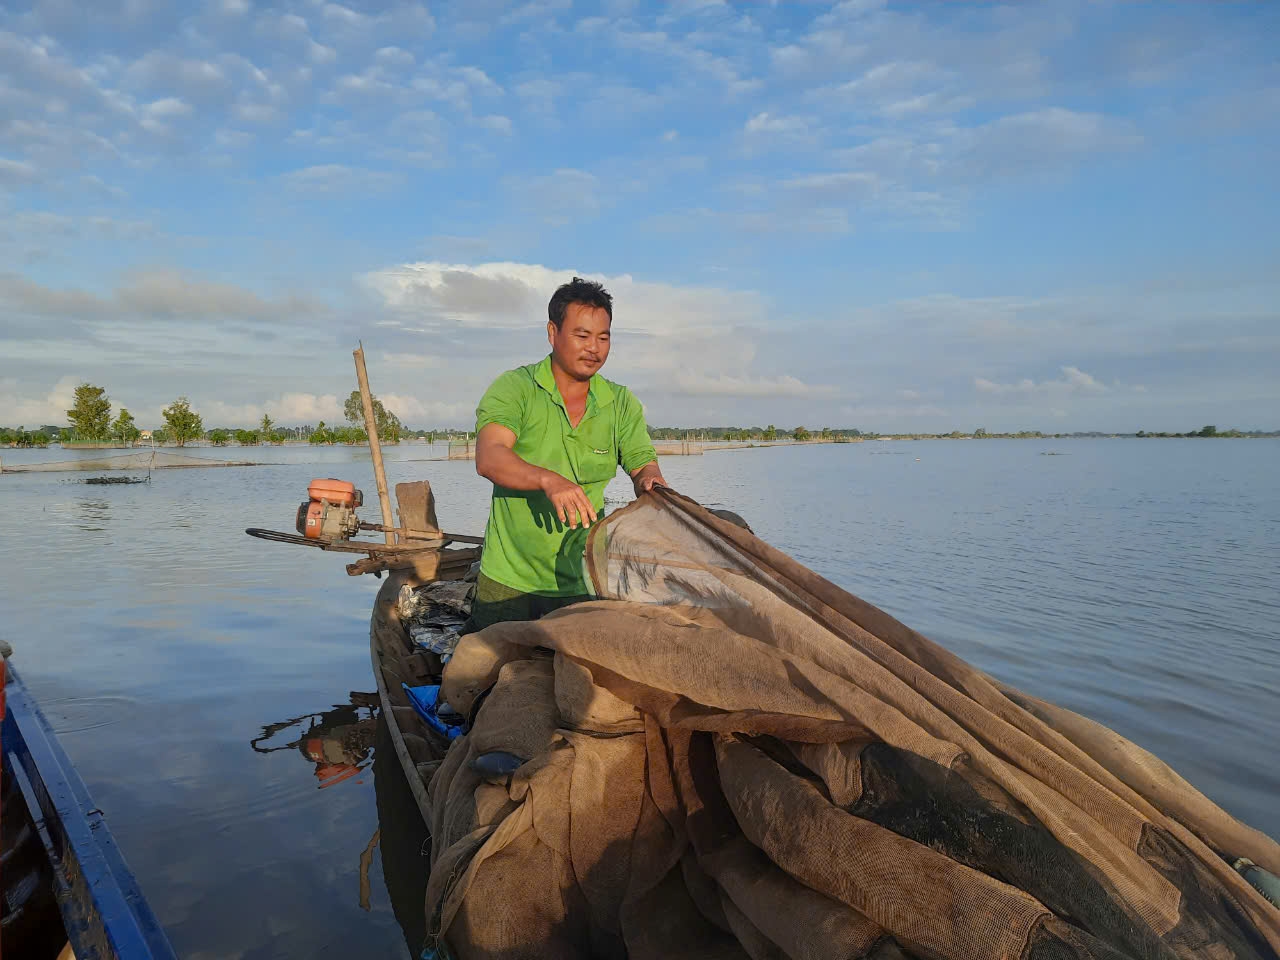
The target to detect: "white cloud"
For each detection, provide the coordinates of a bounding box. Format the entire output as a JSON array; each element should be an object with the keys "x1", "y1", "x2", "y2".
[
  {"x1": 506, "y1": 168, "x2": 602, "y2": 225},
  {"x1": 974, "y1": 365, "x2": 1110, "y2": 397},
  {"x1": 474, "y1": 114, "x2": 513, "y2": 135},
  {"x1": 374, "y1": 46, "x2": 415, "y2": 68},
  {"x1": 672, "y1": 373, "x2": 838, "y2": 398},
  {"x1": 2, "y1": 211, "x2": 156, "y2": 243},
  {"x1": 515, "y1": 78, "x2": 563, "y2": 100},
  {"x1": 202, "y1": 388, "x2": 470, "y2": 428},
  {"x1": 742, "y1": 111, "x2": 817, "y2": 151},
  {"x1": 278, "y1": 164, "x2": 401, "y2": 193},
  {"x1": 744, "y1": 112, "x2": 810, "y2": 136},
  {"x1": 500, "y1": 0, "x2": 572, "y2": 27},
  {"x1": 784, "y1": 170, "x2": 879, "y2": 195},
  {"x1": 839, "y1": 401, "x2": 950, "y2": 423},
  {"x1": 378, "y1": 393, "x2": 473, "y2": 425},
  {"x1": 951, "y1": 108, "x2": 1143, "y2": 179},
  {"x1": 0, "y1": 268, "x2": 322, "y2": 324},
  {"x1": 361, "y1": 261, "x2": 824, "y2": 407},
  {"x1": 0, "y1": 156, "x2": 40, "y2": 186},
  {"x1": 203, "y1": 393, "x2": 343, "y2": 427},
  {"x1": 80, "y1": 174, "x2": 127, "y2": 199},
  {"x1": 322, "y1": 3, "x2": 365, "y2": 26},
  {"x1": 233, "y1": 102, "x2": 281, "y2": 124},
  {"x1": 379, "y1": 353, "x2": 443, "y2": 369},
  {"x1": 0, "y1": 376, "x2": 80, "y2": 427}
]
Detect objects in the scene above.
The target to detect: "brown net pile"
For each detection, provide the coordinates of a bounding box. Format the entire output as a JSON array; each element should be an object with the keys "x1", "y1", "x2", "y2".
[{"x1": 426, "y1": 490, "x2": 1280, "y2": 960}]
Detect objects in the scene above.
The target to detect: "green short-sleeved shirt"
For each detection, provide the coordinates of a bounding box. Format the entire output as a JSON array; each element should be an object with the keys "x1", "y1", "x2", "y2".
[{"x1": 475, "y1": 355, "x2": 658, "y2": 596}]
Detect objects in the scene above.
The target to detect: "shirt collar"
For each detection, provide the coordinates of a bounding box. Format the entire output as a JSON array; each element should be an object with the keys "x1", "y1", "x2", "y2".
[{"x1": 534, "y1": 354, "x2": 614, "y2": 410}]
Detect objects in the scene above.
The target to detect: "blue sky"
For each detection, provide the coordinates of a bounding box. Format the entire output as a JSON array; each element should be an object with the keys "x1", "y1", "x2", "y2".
[{"x1": 1, "y1": 0, "x2": 1277, "y2": 432}]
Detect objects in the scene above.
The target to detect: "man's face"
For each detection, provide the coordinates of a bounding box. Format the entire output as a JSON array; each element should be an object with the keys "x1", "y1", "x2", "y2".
[{"x1": 548, "y1": 302, "x2": 612, "y2": 381}]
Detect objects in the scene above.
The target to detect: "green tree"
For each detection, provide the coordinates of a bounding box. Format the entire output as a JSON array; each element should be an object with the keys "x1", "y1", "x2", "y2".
[
  {"x1": 234, "y1": 429, "x2": 260, "y2": 445},
  {"x1": 309, "y1": 421, "x2": 332, "y2": 445},
  {"x1": 207, "y1": 428, "x2": 230, "y2": 445},
  {"x1": 763, "y1": 424, "x2": 777, "y2": 441},
  {"x1": 793, "y1": 426, "x2": 811, "y2": 441},
  {"x1": 111, "y1": 408, "x2": 141, "y2": 444},
  {"x1": 152, "y1": 427, "x2": 169, "y2": 444},
  {"x1": 1198, "y1": 425, "x2": 1217, "y2": 438},
  {"x1": 260, "y1": 414, "x2": 274, "y2": 437},
  {"x1": 66, "y1": 383, "x2": 112, "y2": 441},
  {"x1": 344, "y1": 390, "x2": 403, "y2": 443},
  {"x1": 162, "y1": 397, "x2": 204, "y2": 446},
  {"x1": 974, "y1": 427, "x2": 988, "y2": 438},
  {"x1": 820, "y1": 427, "x2": 833, "y2": 440}
]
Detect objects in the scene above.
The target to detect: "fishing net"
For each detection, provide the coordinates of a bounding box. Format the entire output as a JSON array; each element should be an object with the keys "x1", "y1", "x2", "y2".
[
  {"x1": 0, "y1": 450, "x2": 259, "y2": 474},
  {"x1": 425, "y1": 490, "x2": 1280, "y2": 960}
]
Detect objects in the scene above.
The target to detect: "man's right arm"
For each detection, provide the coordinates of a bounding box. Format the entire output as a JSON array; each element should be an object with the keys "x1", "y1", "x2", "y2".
[{"x1": 475, "y1": 423, "x2": 598, "y2": 529}]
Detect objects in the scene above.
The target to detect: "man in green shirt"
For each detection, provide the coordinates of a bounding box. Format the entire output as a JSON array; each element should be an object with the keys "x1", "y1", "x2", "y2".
[{"x1": 468, "y1": 277, "x2": 666, "y2": 631}]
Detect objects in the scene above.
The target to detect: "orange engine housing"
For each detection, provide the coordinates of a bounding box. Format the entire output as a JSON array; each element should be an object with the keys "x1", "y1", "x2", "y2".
[
  {"x1": 307, "y1": 478, "x2": 362, "y2": 508},
  {"x1": 296, "y1": 478, "x2": 364, "y2": 540}
]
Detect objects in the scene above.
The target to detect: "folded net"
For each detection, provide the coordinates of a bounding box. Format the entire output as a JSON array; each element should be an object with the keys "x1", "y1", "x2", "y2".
[{"x1": 427, "y1": 490, "x2": 1280, "y2": 960}]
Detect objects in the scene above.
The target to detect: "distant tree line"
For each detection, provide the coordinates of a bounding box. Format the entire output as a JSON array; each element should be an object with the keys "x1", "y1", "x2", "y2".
[
  {"x1": 646, "y1": 424, "x2": 1280, "y2": 441},
  {"x1": 0, "y1": 425, "x2": 57, "y2": 447},
  {"x1": 647, "y1": 425, "x2": 873, "y2": 442},
  {"x1": 1134, "y1": 425, "x2": 1274, "y2": 438},
  {"x1": 11, "y1": 383, "x2": 1279, "y2": 448},
  {"x1": 5, "y1": 383, "x2": 418, "y2": 448}
]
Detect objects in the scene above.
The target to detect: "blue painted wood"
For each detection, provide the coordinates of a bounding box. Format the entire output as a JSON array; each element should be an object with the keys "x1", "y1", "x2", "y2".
[{"x1": 3, "y1": 665, "x2": 178, "y2": 960}]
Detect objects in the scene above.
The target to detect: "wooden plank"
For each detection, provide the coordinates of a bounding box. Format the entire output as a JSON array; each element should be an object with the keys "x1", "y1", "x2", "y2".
[
  {"x1": 347, "y1": 547, "x2": 480, "y2": 578},
  {"x1": 394, "y1": 480, "x2": 441, "y2": 535}
]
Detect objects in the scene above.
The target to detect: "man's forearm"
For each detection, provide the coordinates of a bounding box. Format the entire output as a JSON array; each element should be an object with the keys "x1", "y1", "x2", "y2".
[
  {"x1": 631, "y1": 460, "x2": 666, "y2": 494},
  {"x1": 476, "y1": 443, "x2": 557, "y2": 492}
]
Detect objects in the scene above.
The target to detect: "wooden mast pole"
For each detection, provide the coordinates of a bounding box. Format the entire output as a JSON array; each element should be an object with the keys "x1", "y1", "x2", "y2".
[{"x1": 353, "y1": 342, "x2": 396, "y2": 545}]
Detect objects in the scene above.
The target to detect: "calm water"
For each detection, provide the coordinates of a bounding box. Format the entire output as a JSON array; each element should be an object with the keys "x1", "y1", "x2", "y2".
[{"x1": 2, "y1": 439, "x2": 1278, "y2": 958}]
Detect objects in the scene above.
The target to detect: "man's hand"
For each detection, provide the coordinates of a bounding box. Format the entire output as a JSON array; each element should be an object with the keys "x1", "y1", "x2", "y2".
[
  {"x1": 541, "y1": 471, "x2": 598, "y2": 529},
  {"x1": 631, "y1": 461, "x2": 667, "y2": 496}
]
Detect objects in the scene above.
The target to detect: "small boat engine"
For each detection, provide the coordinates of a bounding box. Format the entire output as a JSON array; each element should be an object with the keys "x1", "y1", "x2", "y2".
[{"x1": 296, "y1": 478, "x2": 364, "y2": 541}]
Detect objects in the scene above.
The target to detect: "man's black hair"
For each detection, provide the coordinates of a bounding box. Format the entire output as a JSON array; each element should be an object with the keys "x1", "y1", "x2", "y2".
[{"x1": 548, "y1": 277, "x2": 613, "y2": 329}]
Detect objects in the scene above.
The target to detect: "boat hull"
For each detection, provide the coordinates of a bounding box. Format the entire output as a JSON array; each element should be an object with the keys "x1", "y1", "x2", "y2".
[{"x1": 1, "y1": 664, "x2": 178, "y2": 960}]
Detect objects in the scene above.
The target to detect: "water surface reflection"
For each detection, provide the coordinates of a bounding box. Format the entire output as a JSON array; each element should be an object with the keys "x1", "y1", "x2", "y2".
[{"x1": 250, "y1": 695, "x2": 431, "y2": 955}]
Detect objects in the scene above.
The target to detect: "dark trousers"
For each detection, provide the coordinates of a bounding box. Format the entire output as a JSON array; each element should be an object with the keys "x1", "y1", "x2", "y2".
[{"x1": 462, "y1": 572, "x2": 591, "y2": 634}]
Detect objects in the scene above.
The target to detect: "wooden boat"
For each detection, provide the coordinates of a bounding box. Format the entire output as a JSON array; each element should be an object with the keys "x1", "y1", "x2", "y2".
[
  {"x1": 369, "y1": 568, "x2": 458, "y2": 831},
  {"x1": 1, "y1": 659, "x2": 178, "y2": 960},
  {"x1": 365, "y1": 495, "x2": 757, "y2": 896}
]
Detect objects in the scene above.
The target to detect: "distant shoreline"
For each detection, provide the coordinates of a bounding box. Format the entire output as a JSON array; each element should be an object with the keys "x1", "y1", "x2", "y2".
[{"x1": 4, "y1": 429, "x2": 1278, "y2": 452}]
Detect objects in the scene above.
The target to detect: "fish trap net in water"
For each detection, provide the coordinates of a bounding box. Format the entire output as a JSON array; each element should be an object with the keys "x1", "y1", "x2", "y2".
[{"x1": 0, "y1": 450, "x2": 261, "y2": 475}]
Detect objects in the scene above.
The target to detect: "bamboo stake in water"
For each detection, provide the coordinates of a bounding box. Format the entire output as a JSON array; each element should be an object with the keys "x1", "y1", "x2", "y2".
[{"x1": 353, "y1": 342, "x2": 396, "y2": 545}]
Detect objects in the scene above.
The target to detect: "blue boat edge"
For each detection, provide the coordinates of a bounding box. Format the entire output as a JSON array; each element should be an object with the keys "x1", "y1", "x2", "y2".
[{"x1": 3, "y1": 662, "x2": 178, "y2": 960}]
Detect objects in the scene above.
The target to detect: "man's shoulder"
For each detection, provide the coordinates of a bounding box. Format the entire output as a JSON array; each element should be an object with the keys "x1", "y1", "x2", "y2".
[
  {"x1": 483, "y1": 363, "x2": 540, "y2": 396},
  {"x1": 596, "y1": 374, "x2": 641, "y2": 407}
]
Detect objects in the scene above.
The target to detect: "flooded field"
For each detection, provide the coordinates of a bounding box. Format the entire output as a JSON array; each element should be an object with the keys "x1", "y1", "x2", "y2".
[{"x1": 2, "y1": 438, "x2": 1277, "y2": 958}]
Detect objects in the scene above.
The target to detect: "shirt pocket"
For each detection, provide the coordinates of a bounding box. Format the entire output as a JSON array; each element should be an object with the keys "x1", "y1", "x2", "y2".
[{"x1": 572, "y1": 425, "x2": 618, "y2": 484}]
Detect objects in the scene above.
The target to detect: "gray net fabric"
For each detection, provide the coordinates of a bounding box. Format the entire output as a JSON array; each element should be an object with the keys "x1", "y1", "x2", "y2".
[{"x1": 426, "y1": 490, "x2": 1280, "y2": 960}]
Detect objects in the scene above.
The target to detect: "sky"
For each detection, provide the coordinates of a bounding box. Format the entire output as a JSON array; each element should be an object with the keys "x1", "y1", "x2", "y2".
[{"x1": 1, "y1": 0, "x2": 1277, "y2": 433}]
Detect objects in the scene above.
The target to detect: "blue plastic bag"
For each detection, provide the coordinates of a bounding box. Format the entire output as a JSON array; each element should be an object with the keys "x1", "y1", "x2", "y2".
[{"x1": 401, "y1": 683, "x2": 466, "y2": 740}]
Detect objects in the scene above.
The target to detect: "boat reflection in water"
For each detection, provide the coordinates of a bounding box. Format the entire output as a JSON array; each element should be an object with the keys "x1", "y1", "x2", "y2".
[
  {"x1": 251, "y1": 692, "x2": 380, "y2": 789},
  {"x1": 251, "y1": 693, "x2": 431, "y2": 956}
]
